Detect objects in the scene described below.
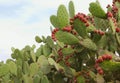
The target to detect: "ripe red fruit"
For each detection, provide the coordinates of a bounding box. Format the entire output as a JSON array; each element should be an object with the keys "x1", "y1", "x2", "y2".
[
  {"x1": 95, "y1": 63, "x2": 99, "y2": 68},
  {"x1": 98, "y1": 69, "x2": 104, "y2": 75},
  {"x1": 116, "y1": 28, "x2": 120, "y2": 33},
  {"x1": 107, "y1": 12, "x2": 113, "y2": 18},
  {"x1": 85, "y1": 23, "x2": 89, "y2": 27},
  {"x1": 94, "y1": 30, "x2": 99, "y2": 33},
  {"x1": 51, "y1": 28, "x2": 59, "y2": 41},
  {"x1": 95, "y1": 59, "x2": 99, "y2": 63},
  {"x1": 56, "y1": 58, "x2": 62, "y2": 63},
  {"x1": 71, "y1": 30, "x2": 77, "y2": 35},
  {"x1": 58, "y1": 48, "x2": 62, "y2": 54},
  {"x1": 96, "y1": 57, "x2": 103, "y2": 63},
  {"x1": 107, "y1": 55, "x2": 112, "y2": 60},
  {"x1": 73, "y1": 79, "x2": 77, "y2": 83},
  {"x1": 102, "y1": 55, "x2": 107, "y2": 60},
  {"x1": 62, "y1": 26, "x2": 72, "y2": 32},
  {"x1": 112, "y1": 5, "x2": 118, "y2": 13},
  {"x1": 64, "y1": 56, "x2": 70, "y2": 60},
  {"x1": 101, "y1": 54, "x2": 112, "y2": 60},
  {"x1": 70, "y1": 18, "x2": 74, "y2": 24},
  {"x1": 65, "y1": 61, "x2": 71, "y2": 66},
  {"x1": 106, "y1": 4, "x2": 110, "y2": 8},
  {"x1": 96, "y1": 67, "x2": 102, "y2": 71},
  {"x1": 99, "y1": 31, "x2": 105, "y2": 36},
  {"x1": 81, "y1": 18, "x2": 87, "y2": 23}
]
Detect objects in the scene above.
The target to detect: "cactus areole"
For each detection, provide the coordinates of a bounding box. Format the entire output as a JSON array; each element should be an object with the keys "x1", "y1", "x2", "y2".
[{"x1": 0, "y1": 0, "x2": 120, "y2": 83}]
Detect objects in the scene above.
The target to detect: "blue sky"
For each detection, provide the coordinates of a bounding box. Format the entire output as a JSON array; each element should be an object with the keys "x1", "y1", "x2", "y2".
[{"x1": 0, "y1": 0, "x2": 112, "y2": 62}]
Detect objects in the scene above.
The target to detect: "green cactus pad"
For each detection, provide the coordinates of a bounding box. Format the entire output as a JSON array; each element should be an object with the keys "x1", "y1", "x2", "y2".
[
  {"x1": 30, "y1": 63, "x2": 39, "y2": 76},
  {"x1": 77, "y1": 76, "x2": 85, "y2": 83},
  {"x1": 0, "y1": 64, "x2": 9, "y2": 76},
  {"x1": 115, "y1": 33, "x2": 120, "y2": 45},
  {"x1": 62, "y1": 47, "x2": 74, "y2": 55},
  {"x1": 11, "y1": 49, "x2": 22, "y2": 59},
  {"x1": 35, "y1": 36, "x2": 42, "y2": 43},
  {"x1": 55, "y1": 31, "x2": 79, "y2": 45},
  {"x1": 69, "y1": 1, "x2": 75, "y2": 18},
  {"x1": 43, "y1": 44, "x2": 52, "y2": 56},
  {"x1": 89, "y1": 2, "x2": 106, "y2": 19},
  {"x1": 50, "y1": 15, "x2": 59, "y2": 28},
  {"x1": 73, "y1": 19, "x2": 87, "y2": 38},
  {"x1": 48, "y1": 58, "x2": 64, "y2": 71},
  {"x1": 37, "y1": 56, "x2": 51, "y2": 74},
  {"x1": 94, "y1": 17, "x2": 109, "y2": 30},
  {"x1": 23, "y1": 74, "x2": 33, "y2": 83},
  {"x1": 57, "y1": 5, "x2": 69, "y2": 29},
  {"x1": 97, "y1": 35, "x2": 107, "y2": 49},
  {"x1": 46, "y1": 36, "x2": 54, "y2": 48},
  {"x1": 33, "y1": 75, "x2": 41, "y2": 83},
  {"x1": 64, "y1": 67, "x2": 76, "y2": 77},
  {"x1": 41, "y1": 75, "x2": 49, "y2": 83},
  {"x1": 8, "y1": 61, "x2": 17, "y2": 75},
  {"x1": 109, "y1": 19, "x2": 116, "y2": 34},
  {"x1": 87, "y1": 25, "x2": 96, "y2": 32},
  {"x1": 80, "y1": 38, "x2": 97, "y2": 51},
  {"x1": 100, "y1": 61, "x2": 120, "y2": 72},
  {"x1": 30, "y1": 50, "x2": 36, "y2": 62},
  {"x1": 23, "y1": 61, "x2": 30, "y2": 74},
  {"x1": 35, "y1": 45, "x2": 43, "y2": 57}
]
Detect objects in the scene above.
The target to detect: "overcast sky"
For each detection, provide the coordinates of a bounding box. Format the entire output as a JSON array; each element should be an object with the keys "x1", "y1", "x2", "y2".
[{"x1": 0, "y1": 0, "x2": 112, "y2": 62}]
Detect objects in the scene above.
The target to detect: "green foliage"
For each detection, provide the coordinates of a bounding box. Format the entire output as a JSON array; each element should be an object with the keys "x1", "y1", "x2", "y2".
[
  {"x1": 57, "y1": 5, "x2": 69, "y2": 29},
  {"x1": 69, "y1": 1, "x2": 75, "y2": 18},
  {"x1": 62, "y1": 47, "x2": 74, "y2": 55},
  {"x1": 50, "y1": 5, "x2": 69, "y2": 29},
  {"x1": 89, "y1": 2, "x2": 106, "y2": 19},
  {"x1": 35, "y1": 36, "x2": 42, "y2": 43},
  {"x1": 100, "y1": 61, "x2": 120, "y2": 72},
  {"x1": 41, "y1": 75, "x2": 49, "y2": 83},
  {"x1": 80, "y1": 38, "x2": 97, "y2": 51},
  {"x1": 55, "y1": 31, "x2": 79, "y2": 45},
  {"x1": 43, "y1": 44, "x2": 52, "y2": 56},
  {"x1": 0, "y1": 64, "x2": 9, "y2": 76},
  {"x1": 8, "y1": 61, "x2": 17, "y2": 75},
  {"x1": 77, "y1": 76, "x2": 85, "y2": 83},
  {"x1": 73, "y1": 19, "x2": 87, "y2": 38},
  {"x1": 50, "y1": 15, "x2": 59, "y2": 28},
  {"x1": 94, "y1": 17, "x2": 109, "y2": 30}
]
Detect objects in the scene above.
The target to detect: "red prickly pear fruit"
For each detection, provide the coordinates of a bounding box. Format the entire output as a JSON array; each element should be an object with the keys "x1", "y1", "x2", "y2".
[
  {"x1": 102, "y1": 55, "x2": 108, "y2": 60},
  {"x1": 107, "y1": 12, "x2": 113, "y2": 18},
  {"x1": 56, "y1": 58, "x2": 62, "y2": 63},
  {"x1": 95, "y1": 63, "x2": 99, "y2": 68},
  {"x1": 94, "y1": 30, "x2": 99, "y2": 33},
  {"x1": 116, "y1": 28, "x2": 120, "y2": 33},
  {"x1": 98, "y1": 69, "x2": 104, "y2": 75},
  {"x1": 65, "y1": 61, "x2": 71, "y2": 66},
  {"x1": 62, "y1": 26, "x2": 72, "y2": 32},
  {"x1": 106, "y1": 4, "x2": 110, "y2": 8},
  {"x1": 85, "y1": 23, "x2": 89, "y2": 27},
  {"x1": 96, "y1": 57, "x2": 103, "y2": 63},
  {"x1": 99, "y1": 31, "x2": 105, "y2": 36},
  {"x1": 107, "y1": 55, "x2": 112, "y2": 60},
  {"x1": 64, "y1": 56, "x2": 70, "y2": 60},
  {"x1": 96, "y1": 66, "x2": 102, "y2": 71}
]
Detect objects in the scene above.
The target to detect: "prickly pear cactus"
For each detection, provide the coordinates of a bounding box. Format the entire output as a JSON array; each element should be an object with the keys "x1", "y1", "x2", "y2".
[{"x1": 0, "y1": 0, "x2": 120, "y2": 83}]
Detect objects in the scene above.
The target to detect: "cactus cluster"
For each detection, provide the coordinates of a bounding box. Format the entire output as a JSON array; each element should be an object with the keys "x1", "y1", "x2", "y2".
[{"x1": 0, "y1": 0, "x2": 120, "y2": 83}]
